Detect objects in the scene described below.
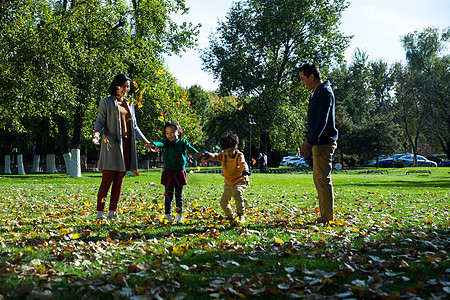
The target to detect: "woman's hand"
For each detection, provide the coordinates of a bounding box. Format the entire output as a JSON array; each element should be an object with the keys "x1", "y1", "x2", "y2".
[
  {"x1": 92, "y1": 132, "x2": 100, "y2": 145},
  {"x1": 145, "y1": 141, "x2": 159, "y2": 152}
]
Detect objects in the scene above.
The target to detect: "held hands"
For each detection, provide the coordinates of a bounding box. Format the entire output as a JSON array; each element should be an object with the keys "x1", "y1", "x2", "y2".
[
  {"x1": 194, "y1": 152, "x2": 208, "y2": 166},
  {"x1": 146, "y1": 142, "x2": 159, "y2": 152},
  {"x1": 194, "y1": 152, "x2": 204, "y2": 159},
  {"x1": 300, "y1": 140, "x2": 313, "y2": 158}
]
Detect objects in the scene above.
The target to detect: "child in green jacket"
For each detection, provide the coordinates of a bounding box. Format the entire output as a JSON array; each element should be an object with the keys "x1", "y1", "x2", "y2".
[{"x1": 150, "y1": 121, "x2": 198, "y2": 223}]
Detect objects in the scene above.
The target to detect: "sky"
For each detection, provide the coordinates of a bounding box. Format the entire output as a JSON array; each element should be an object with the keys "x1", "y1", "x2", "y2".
[{"x1": 164, "y1": 0, "x2": 449, "y2": 91}]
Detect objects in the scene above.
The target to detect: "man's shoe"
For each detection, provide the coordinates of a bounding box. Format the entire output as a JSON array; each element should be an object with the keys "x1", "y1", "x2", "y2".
[{"x1": 315, "y1": 217, "x2": 329, "y2": 224}]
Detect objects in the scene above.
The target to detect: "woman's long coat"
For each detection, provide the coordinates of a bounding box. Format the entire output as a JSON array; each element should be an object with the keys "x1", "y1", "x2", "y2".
[{"x1": 94, "y1": 95, "x2": 147, "y2": 171}]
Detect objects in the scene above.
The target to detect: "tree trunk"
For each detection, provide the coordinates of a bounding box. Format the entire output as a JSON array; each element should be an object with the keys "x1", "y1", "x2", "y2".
[
  {"x1": 53, "y1": 113, "x2": 71, "y2": 174},
  {"x1": 70, "y1": 148, "x2": 82, "y2": 177},
  {"x1": 3, "y1": 131, "x2": 12, "y2": 174},
  {"x1": 69, "y1": 104, "x2": 84, "y2": 177},
  {"x1": 46, "y1": 154, "x2": 58, "y2": 173},
  {"x1": 31, "y1": 129, "x2": 43, "y2": 172},
  {"x1": 16, "y1": 134, "x2": 26, "y2": 175},
  {"x1": 46, "y1": 134, "x2": 58, "y2": 173}
]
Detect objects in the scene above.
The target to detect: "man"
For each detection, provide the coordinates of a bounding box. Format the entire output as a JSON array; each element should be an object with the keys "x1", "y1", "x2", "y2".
[{"x1": 299, "y1": 63, "x2": 338, "y2": 224}]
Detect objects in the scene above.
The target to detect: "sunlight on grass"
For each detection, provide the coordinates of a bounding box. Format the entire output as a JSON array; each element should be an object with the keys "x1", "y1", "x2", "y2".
[{"x1": 0, "y1": 170, "x2": 448, "y2": 299}]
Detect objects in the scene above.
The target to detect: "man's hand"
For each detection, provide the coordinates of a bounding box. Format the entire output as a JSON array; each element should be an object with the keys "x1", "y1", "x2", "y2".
[{"x1": 300, "y1": 140, "x2": 313, "y2": 158}]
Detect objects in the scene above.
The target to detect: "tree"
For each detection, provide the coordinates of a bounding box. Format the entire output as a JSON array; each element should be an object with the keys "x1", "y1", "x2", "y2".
[
  {"x1": 0, "y1": 0, "x2": 201, "y2": 175},
  {"x1": 402, "y1": 27, "x2": 450, "y2": 158},
  {"x1": 329, "y1": 52, "x2": 400, "y2": 167},
  {"x1": 202, "y1": 0, "x2": 351, "y2": 155},
  {"x1": 395, "y1": 27, "x2": 450, "y2": 162}
]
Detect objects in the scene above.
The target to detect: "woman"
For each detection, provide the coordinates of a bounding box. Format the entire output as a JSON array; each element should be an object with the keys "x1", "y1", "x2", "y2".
[{"x1": 92, "y1": 74, "x2": 151, "y2": 220}]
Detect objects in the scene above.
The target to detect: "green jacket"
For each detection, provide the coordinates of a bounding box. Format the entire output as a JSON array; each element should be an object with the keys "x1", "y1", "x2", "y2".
[{"x1": 153, "y1": 138, "x2": 198, "y2": 170}]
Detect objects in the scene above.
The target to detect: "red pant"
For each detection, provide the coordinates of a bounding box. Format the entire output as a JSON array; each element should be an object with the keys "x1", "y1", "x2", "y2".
[{"x1": 96, "y1": 138, "x2": 130, "y2": 212}]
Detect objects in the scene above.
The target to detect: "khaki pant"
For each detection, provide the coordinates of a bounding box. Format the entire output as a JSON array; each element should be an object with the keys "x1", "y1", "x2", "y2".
[
  {"x1": 220, "y1": 181, "x2": 247, "y2": 219},
  {"x1": 312, "y1": 141, "x2": 337, "y2": 221}
]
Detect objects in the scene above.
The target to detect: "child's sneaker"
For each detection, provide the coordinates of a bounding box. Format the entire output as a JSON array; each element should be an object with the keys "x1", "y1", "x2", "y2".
[
  {"x1": 165, "y1": 214, "x2": 173, "y2": 223},
  {"x1": 96, "y1": 211, "x2": 106, "y2": 221},
  {"x1": 175, "y1": 212, "x2": 183, "y2": 224},
  {"x1": 108, "y1": 213, "x2": 120, "y2": 221},
  {"x1": 96, "y1": 215, "x2": 107, "y2": 221}
]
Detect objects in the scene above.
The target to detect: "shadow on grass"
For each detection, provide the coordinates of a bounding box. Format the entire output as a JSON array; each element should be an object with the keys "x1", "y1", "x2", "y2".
[{"x1": 335, "y1": 178, "x2": 450, "y2": 189}]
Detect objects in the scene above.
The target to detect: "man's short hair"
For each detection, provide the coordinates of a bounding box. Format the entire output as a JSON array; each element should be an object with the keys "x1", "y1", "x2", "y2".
[{"x1": 299, "y1": 63, "x2": 321, "y2": 81}]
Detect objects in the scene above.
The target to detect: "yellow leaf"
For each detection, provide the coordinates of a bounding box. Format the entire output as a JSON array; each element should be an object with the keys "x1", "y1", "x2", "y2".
[
  {"x1": 197, "y1": 166, "x2": 201, "y2": 171},
  {"x1": 83, "y1": 200, "x2": 90, "y2": 207},
  {"x1": 275, "y1": 237, "x2": 284, "y2": 244},
  {"x1": 352, "y1": 228, "x2": 360, "y2": 233},
  {"x1": 158, "y1": 69, "x2": 164, "y2": 75},
  {"x1": 158, "y1": 116, "x2": 164, "y2": 122},
  {"x1": 236, "y1": 291, "x2": 246, "y2": 299},
  {"x1": 322, "y1": 278, "x2": 333, "y2": 284},
  {"x1": 173, "y1": 246, "x2": 185, "y2": 256},
  {"x1": 72, "y1": 233, "x2": 80, "y2": 239},
  {"x1": 138, "y1": 102, "x2": 143, "y2": 108},
  {"x1": 60, "y1": 228, "x2": 70, "y2": 234}
]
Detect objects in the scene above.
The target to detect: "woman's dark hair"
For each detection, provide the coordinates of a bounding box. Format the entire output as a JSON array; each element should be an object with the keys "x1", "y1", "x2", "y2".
[
  {"x1": 108, "y1": 74, "x2": 131, "y2": 96},
  {"x1": 219, "y1": 131, "x2": 239, "y2": 150},
  {"x1": 298, "y1": 63, "x2": 321, "y2": 81},
  {"x1": 164, "y1": 121, "x2": 184, "y2": 139}
]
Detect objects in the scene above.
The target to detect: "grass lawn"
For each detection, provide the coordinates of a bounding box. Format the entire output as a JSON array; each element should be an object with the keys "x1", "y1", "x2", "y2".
[{"x1": 0, "y1": 168, "x2": 449, "y2": 299}]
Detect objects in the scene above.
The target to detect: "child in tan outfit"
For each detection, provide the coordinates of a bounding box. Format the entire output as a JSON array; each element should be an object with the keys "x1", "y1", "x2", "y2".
[{"x1": 196, "y1": 132, "x2": 251, "y2": 224}]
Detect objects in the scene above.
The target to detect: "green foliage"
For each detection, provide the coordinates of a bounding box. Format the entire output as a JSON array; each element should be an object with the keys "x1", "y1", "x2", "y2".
[
  {"x1": 133, "y1": 71, "x2": 202, "y2": 146},
  {"x1": 398, "y1": 27, "x2": 450, "y2": 158},
  {"x1": 329, "y1": 51, "x2": 401, "y2": 166},
  {"x1": 202, "y1": 0, "x2": 351, "y2": 152},
  {"x1": 0, "y1": 0, "x2": 201, "y2": 166}
]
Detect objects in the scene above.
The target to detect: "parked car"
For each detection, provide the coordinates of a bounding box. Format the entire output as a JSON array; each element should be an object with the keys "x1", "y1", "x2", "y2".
[
  {"x1": 280, "y1": 155, "x2": 309, "y2": 167},
  {"x1": 439, "y1": 160, "x2": 450, "y2": 167},
  {"x1": 378, "y1": 157, "x2": 394, "y2": 168},
  {"x1": 366, "y1": 154, "x2": 403, "y2": 168},
  {"x1": 291, "y1": 157, "x2": 309, "y2": 167},
  {"x1": 426, "y1": 155, "x2": 443, "y2": 164},
  {"x1": 394, "y1": 154, "x2": 437, "y2": 167},
  {"x1": 280, "y1": 155, "x2": 300, "y2": 166}
]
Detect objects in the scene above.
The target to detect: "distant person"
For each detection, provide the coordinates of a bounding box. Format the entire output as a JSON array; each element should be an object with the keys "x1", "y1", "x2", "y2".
[
  {"x1": 196, "y1": 132, "x2": 251, "y2": 225},
  {"x1": 92, "y1": 74, "x2": 152, "y2": 221},
  {"x1": 259, "y1": 152, "x2": 267, "y2": 173},
  {"x1": 149, "y1": 121, "x2": 198, "y2": 224},
  {"x1": 299, "y1": 63, "x2": 338, "y2": 225}
]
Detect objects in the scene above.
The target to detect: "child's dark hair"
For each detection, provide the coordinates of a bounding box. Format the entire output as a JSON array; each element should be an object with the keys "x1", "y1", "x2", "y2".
[
  {"x1": 164, "y1": 121, "x2": 183, "y2": 139},
  {"x1": 219, "y1": 131, "x2": 239, "y2": 150}
]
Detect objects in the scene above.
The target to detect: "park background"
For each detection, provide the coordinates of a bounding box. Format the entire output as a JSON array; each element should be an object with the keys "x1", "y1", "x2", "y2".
[
  {"x1": 0, "y1": 0, "x2": 449, "y2": 176},
  {"x1": 0, "y1": 1, "x2": 449, "y2": 299}
]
